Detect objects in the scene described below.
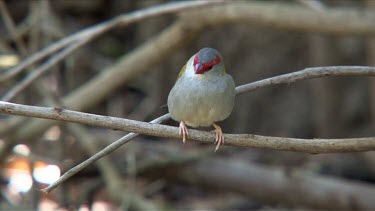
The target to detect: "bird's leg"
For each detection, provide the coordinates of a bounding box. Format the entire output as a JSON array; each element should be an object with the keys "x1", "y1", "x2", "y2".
[
  {"x1": 179, "y1": 121, "x2": 189, "y2": 143},
  {"x1": 212, "y1": 123, "x2": 224, "y2": 151}
]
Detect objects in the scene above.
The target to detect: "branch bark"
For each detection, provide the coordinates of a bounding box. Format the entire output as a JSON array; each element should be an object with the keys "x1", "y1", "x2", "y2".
[
  {"x1": 2, "y1": 100, "x2": 375, "y2": 155},
  {"x1": 235, "y1": 66, "x2": 375, "y2": 95}
]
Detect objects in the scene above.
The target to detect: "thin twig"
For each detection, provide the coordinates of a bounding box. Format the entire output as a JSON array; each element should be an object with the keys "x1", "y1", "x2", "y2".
[
  {"x1": 1, "y1": 41, "x2": 84, "y2": 101},
  {"x1": 0, "y1": 0, "x2": 28, "y2": 55},
  {"x1": 0, "y1": 1, "x2": 224, "y2": 82},
  {"x1": 235, "y1": 66, "x2": 375, "y2": 95},
  {"x1": 41, "y1": 114, "x2": 171, "y2": 193},
  {"x1": 296, "y1": 0, "x2": 326, "y2": 11},
  {"x1": 67, "y1": 125, "x2": 158, "y2": 209}
]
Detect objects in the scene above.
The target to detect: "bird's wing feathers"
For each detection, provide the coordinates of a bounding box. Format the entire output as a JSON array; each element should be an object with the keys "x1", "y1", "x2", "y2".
[
  {"x1": 221, "y1": 67, "x2": 226, "y2": 76},
  {"x1": 177, "y1": 62, "x2": 187, "y2": 80}
]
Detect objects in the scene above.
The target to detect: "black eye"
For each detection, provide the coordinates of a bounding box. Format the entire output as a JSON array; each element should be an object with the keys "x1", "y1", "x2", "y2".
[{"x1": 207, "y1": 65, "x2": 213, "y2": 70}]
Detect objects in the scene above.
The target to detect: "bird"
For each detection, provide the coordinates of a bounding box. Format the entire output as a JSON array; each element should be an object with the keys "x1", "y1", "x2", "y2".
[{"x1": 167, "y1": 47, "x2": 235, "y2": 151}]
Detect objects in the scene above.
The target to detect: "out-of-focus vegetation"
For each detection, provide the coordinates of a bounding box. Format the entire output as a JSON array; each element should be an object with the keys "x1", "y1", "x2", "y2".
[{"x1": 1, "y1": 0, "x2": 375, "y2": 210}]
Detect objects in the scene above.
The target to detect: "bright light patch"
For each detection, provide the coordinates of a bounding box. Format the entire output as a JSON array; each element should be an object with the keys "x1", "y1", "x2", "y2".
[
  {"x1": 13, "y1": 144, "x2": 31, "y2": 156},
  {"x1": 79, "y1": 205, "x2": 90, "y2": 211},
  {"x1": 92, "y1": 201, "x2": 113, "y2": 211},
  {"x1": 0, "y1": 54, "x2": 19, "y2": 67},
  {"x1": 43, "y1": 126, "x2": 61, "y2": 141},
  {"x1": 33, "y1": 165, "x2": 60, "y2": 184},
  {"x1": 39, "y1": 198, "x2": 59, "y2": 210},
  {"x1": 8, "y1": 171, "x2": 33, "y2": 193}
]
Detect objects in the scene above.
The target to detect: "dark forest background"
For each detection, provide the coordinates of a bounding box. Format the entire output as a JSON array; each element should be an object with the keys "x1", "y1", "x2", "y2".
[{"x1": 1, "y1": 0, "x2": 375, "y2": 210}]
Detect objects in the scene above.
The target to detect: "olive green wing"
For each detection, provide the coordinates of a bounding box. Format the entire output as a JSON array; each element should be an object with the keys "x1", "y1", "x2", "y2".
[{"x1": 176, "y1": 62, "x2": 187, "y2": 81}]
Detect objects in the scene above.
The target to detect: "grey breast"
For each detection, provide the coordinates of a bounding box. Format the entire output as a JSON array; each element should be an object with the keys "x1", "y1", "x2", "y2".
[{"x1": 167, "y1": 74, "x2": 235, "y2": 127}]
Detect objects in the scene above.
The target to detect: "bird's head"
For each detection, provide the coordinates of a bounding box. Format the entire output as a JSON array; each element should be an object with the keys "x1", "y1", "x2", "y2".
[
  {"x1": 177, "y1": 47, "x2": 225, "y2": 80},
  {"x1": 193, "y1": 47, "x2": 224, "y2": 75}
]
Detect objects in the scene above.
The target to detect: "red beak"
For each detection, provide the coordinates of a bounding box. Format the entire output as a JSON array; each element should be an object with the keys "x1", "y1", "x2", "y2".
[{"x1": 194, "y1": 63, "x2": 204, "y2": 74}]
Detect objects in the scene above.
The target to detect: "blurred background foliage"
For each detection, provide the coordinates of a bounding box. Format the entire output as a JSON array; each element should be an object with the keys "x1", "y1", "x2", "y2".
[{"x1": 1, "y1": 0, "x2": 375, "y2": 210}]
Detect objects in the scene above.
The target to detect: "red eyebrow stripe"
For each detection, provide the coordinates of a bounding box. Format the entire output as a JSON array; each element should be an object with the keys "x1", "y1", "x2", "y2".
[
  {"x1": 202, "y1": 55, "x2": 221, "y2": 71},
  {"x1": 193, "y1": 53, "x2": 199, "y2": 66}
]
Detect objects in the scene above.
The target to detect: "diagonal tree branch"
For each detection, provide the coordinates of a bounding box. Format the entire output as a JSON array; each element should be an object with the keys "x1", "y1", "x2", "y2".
[
  {"x1": 42, "y1": 114, "x2": 171, "y2": 193},
  {"x1": 235, "y1": 66, "x2": 375, "y2": 95}
]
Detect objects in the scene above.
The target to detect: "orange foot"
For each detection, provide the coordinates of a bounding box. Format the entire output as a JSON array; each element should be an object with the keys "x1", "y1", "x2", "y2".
[
  {"x1": 179, "y1": 121, "x2": 189, "y2": 143},
  {"x1": 212, "y1": 123, "x2": 224, "y2": 151}
]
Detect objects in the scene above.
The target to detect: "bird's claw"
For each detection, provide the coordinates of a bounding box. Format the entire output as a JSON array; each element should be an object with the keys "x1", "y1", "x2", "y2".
[
  {"x1": 212, "y1": 123, "x2": 224, "y2": 152},
  {"x1": 179, "y1": 121, "x2": 189, "y2": 143}
]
